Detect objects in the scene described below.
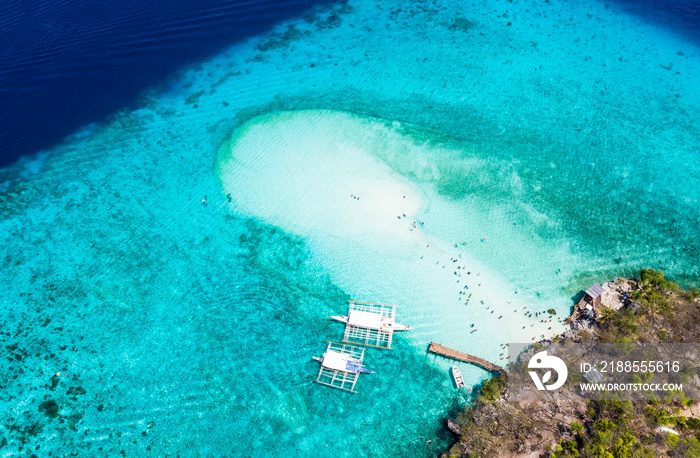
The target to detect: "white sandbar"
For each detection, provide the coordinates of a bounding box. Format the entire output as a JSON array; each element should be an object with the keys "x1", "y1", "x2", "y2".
[
  {"x1": 217, "y1": 110, "x2": 429, "y2": 251},
  {"x1": 216, "y1": 109, "x2": 565, "y2": 373}
]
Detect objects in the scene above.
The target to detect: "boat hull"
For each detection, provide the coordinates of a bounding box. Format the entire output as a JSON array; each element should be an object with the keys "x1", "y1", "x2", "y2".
[
  {"x1": 451, "y1": 366, "x2": 465, "y2": 388},
  {"x1": 328, "y1": 315, "x2": 410, "y2": 330}
]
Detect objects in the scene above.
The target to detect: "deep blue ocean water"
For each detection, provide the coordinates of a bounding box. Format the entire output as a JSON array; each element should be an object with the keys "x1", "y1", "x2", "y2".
[
  {"x1": 1, "y1": 0, "x2": 698, "y2": 169},
  {"x1": 0, "y1": 0, "x2": 333, "y2": 168},
  {"x1": 614, "y1": 0, "x2": 700, "y2": 42}
]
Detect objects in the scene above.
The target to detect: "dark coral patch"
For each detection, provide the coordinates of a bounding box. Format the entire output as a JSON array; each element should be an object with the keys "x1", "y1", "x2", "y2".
[{"x1": 38, "y1": 399, "x2": 59, "y2": 418}]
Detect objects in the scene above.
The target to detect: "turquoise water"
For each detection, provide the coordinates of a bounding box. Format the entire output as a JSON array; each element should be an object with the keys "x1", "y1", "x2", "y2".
[{"x1": 1, "y1": 0, "x2": 699, "y2": 456}]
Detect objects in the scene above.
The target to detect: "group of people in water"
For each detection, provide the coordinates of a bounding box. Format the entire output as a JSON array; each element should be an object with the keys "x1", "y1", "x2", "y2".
[
  {"x1": 344, "y1": 194, "x2": 564, "y2": 345},
  {"x1": 201, "y1": 193, "x2": 233, "y2": 206}
]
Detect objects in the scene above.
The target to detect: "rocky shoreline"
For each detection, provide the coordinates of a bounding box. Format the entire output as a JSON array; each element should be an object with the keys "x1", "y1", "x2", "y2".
[{"x1": 438, "y1": 271, "x2": 700, "y2": 457}]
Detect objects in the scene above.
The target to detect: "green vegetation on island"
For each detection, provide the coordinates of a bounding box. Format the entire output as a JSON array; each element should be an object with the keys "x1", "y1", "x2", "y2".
[{"x1": 443, "y1": 270, "x2": 700, "y2": 458}]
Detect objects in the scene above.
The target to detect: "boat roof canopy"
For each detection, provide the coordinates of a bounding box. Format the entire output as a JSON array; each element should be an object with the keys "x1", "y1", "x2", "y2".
[
  {"x1": 322, "y1": 349, "x2": 358, "y2": 373},
  {"x1": 348, "y1": 309, "x2": 385, "y2": 329}
]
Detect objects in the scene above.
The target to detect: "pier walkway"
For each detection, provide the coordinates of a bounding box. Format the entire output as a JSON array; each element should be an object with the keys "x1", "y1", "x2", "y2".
[{"x1": 428, "y1": 342, "x2": 505, "y2": 376}]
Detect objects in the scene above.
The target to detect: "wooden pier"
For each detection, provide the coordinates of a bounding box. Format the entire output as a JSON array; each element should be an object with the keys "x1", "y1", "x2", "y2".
[{"x1": 428, "y1": 342, "x2": 505, "y2": 376}]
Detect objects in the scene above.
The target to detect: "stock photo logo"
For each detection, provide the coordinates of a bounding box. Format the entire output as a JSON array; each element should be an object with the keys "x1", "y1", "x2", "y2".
[{"x1": 528, "y1": 351, "x2": 568, "y2": 391}]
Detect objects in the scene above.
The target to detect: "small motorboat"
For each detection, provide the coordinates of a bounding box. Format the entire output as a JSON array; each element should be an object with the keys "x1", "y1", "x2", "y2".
[{"x1": 451, "y1": 366, "x2": 465, "y2": 388}]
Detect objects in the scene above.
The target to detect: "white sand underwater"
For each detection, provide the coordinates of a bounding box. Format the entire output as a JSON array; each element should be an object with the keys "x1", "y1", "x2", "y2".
[{"x1": 217, "y1": 109, "x2": 566, "y2": 373}]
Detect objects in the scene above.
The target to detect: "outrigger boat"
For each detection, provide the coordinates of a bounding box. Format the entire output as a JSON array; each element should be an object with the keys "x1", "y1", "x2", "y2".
[
  {"x1": 312, "y1": 342, "x2": 373, "y2": 393},
  {"x1": 451, "y1": 366, "x2": 465, "y2": 388},
  {"x1": 329, "y1": 301, "x2": 411, "y2": 349}
]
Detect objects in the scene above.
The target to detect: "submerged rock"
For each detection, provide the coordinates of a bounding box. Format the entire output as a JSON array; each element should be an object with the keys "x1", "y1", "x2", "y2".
[
  {"x1": 450, "y1": 18, "x2": 475, "y2": 32},
  {"x1": 446, "y1": 418, "x2": 463, "y2": 437}
]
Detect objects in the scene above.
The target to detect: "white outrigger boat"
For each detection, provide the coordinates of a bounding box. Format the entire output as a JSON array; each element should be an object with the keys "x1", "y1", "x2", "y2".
[
  {"x1": 451, "y1": 366, "x2": 465, "y2": 388},
  {"x1": 329, "y1": 300, "x2": 411, "y2": 349},
  {"x1": 330, "y1": 301, "x2": 412, "y2": 349},
  {"x1": 312, "y1": 342, "x2": 373, "y2": 393}
]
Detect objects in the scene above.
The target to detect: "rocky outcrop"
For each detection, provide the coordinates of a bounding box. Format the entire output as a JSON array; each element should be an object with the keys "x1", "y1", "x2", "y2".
[{"x1": 446, "y1": 418, "x2": 462, "y2": 437}]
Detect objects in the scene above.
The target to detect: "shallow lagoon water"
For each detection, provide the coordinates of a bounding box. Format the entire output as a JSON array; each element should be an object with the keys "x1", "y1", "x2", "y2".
[{"x1": 1, "y1": 0, "x2": 699, "y2": 456}]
